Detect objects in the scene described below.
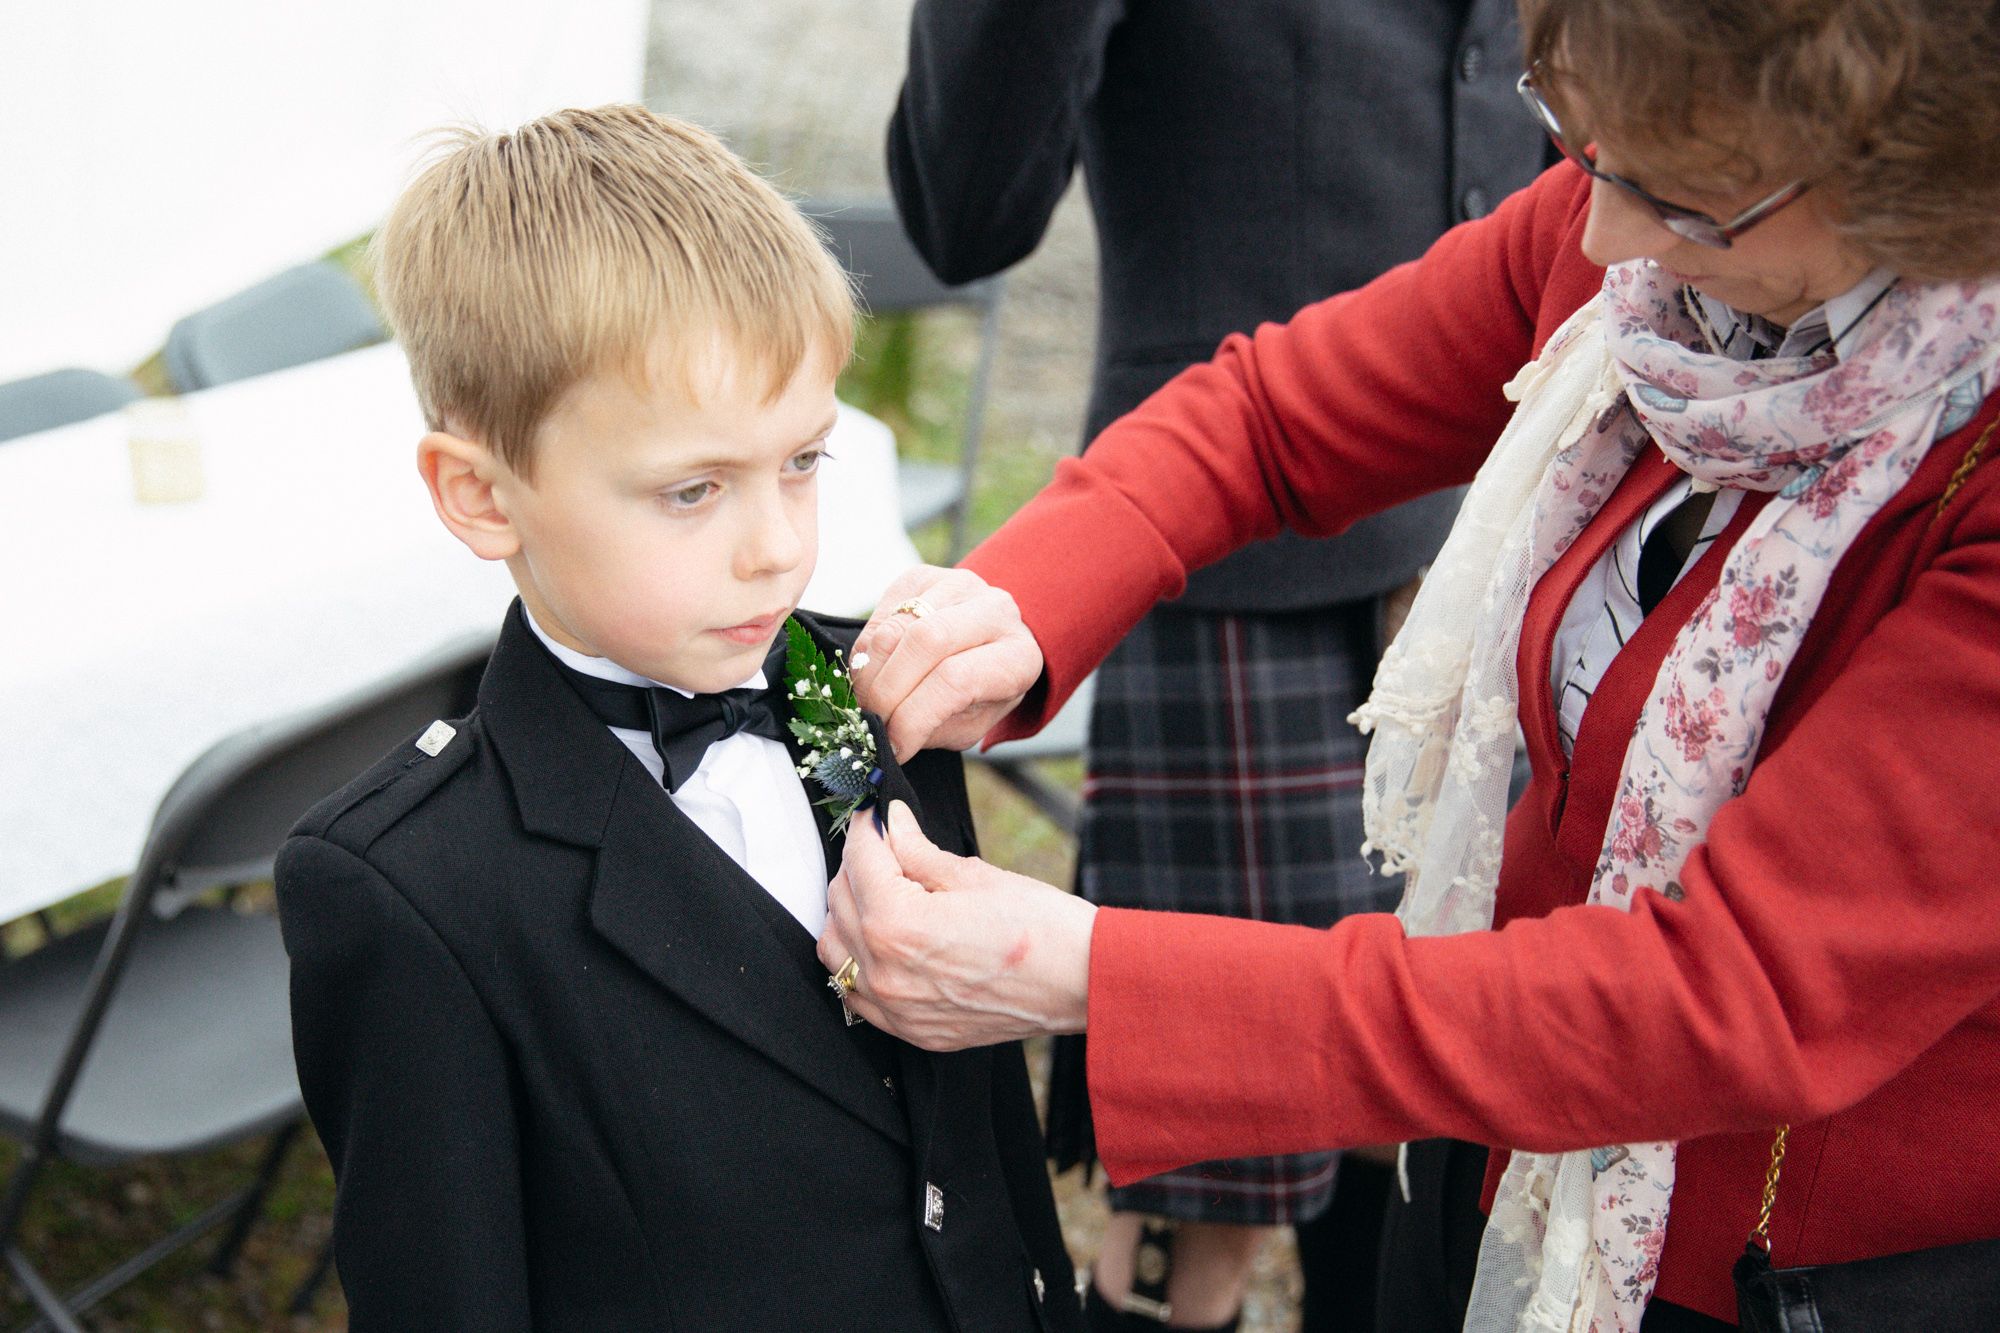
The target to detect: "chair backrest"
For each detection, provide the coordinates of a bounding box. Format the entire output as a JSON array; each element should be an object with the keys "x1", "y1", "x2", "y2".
[
  {"x1": 161, "y1": 260, "x2": 386, "y2": 393},
  {"x1": 803, "y1": 200, "x2": 1005, "y2": 560},
  {"x1": 142, "y1": 631, "x2": 492, "y2": 904},
  {"x1": 804, "y1": 199, "x2": 1002, "y2": 316},
  {"x1": 6, "y1": 632, "x2": 493, "y2": 1184},
  {"x1": 0, "y1": 368, "x2": 141, "y2": 443}
]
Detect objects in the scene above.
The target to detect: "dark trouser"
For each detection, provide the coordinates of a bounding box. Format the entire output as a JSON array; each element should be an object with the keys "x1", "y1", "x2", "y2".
[
  {"x1": 1373, "y1": 1139, "x2": 1736, "y2": 1332},
  {"x1": 1374, "y1": 1139, "x2": 1491, "y2": 1333},
  {"x1": 1296, "y1": 1153, "x2": 1393, "y2": 1332}
]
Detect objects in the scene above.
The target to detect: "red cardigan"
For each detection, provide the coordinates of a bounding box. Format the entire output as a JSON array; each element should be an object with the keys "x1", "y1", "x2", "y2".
[{"x1": 965, "y1": 162, "x2": 2000, "y2": 1322}]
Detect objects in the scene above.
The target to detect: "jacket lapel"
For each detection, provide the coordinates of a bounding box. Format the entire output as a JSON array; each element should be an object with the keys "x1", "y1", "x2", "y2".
[
  {"x1": 586, "y1": 770, "x2": 908, "y2": 1146},
  {"x1": 478, "y1": 601, "x2": 907, "y2": 1147}
]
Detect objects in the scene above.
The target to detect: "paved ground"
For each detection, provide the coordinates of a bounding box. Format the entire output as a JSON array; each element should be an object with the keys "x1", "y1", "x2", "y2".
[
  {"x1": 647, "y1": 6, "x2": 1311, "y2": 1328},
  {"x1": 647, "y1": 0, "x2": 1100, "y2": 468}
]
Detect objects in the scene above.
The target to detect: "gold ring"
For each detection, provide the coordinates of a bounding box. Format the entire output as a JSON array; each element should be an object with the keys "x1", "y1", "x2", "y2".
[
  {"x1": 832, "y1": 956, "x2": 860, "y2": 994},
  {"x1": 892, "y1": 597, "x2": 934, "y2": 620}
]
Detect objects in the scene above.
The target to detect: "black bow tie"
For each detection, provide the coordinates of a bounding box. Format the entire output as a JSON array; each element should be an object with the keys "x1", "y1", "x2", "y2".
[{"x1": 551, "y1": 640, "x2": 792, "y2": 792}]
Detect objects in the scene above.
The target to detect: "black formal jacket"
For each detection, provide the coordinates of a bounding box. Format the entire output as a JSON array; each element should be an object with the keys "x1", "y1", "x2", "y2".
[
  {"x1": 275, "y1": 605, "x2": 1080, "y2": 1332},
  {"x1": 889, "y1": 0, "x2": 1549, "y2": 610}
]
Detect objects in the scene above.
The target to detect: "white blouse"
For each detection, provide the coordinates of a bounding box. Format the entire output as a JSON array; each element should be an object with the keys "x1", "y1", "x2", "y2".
[{"x1": 1548, "y1": 271, "x2": 1897, "y2": 756}]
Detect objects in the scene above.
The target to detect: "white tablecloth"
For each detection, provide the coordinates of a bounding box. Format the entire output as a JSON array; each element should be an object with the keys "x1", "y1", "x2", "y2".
[{"x1": 0, "y1": 344, "x2": 919, "y2": 918}]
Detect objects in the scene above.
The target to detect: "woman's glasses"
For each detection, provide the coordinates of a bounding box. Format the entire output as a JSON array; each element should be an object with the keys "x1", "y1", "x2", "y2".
[{"x1": 1515, "y1": 73, "x2": 1809, "y2": 249}]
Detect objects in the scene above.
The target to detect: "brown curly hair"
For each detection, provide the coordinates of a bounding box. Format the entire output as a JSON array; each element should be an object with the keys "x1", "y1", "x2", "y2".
[{"x1": 1518, "y1": 0, "x2": 2000, "y2": 280}]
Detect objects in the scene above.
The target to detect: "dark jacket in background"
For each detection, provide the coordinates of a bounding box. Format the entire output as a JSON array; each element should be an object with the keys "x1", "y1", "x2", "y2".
[{"x1": 888, "y1": 0, "x2": 1549, "y2": 610}]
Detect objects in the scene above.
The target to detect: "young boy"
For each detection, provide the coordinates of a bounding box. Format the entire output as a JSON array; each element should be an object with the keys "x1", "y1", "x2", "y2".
[{"x1": 275, "y1": 105, "x2": 1079, "y2": 1332}]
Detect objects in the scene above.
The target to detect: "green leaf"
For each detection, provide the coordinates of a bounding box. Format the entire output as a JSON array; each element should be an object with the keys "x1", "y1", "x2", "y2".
[
  {"x1": 784, "y1": 617, "x2": 818, "y2": 686},
  {"x1": 782, "y1": 615, "x2": 876, "y2": 824}
]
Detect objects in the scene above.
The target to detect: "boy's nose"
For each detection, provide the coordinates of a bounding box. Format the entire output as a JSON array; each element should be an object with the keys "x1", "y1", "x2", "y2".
[
  {"x1": 1579, "y1": 177, "x2": 1682, "y2": 270},
  {"x1": 736, "y1": 486, "x2": 809, "y2": 578}
]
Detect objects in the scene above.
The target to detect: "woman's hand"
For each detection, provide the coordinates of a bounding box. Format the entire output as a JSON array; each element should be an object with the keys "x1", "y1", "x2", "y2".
[
  {"x1": 817, "y1": 801, "x2": 1095, "y2": 1050},
  {"x1": 851, "y1": 566, "x2": 1043, "y2": 759}
]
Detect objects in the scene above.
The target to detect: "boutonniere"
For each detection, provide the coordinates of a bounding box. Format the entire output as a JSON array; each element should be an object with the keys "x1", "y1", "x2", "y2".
[{"x1": 783, "y1": 618, "x2": 883, "y2": 835}]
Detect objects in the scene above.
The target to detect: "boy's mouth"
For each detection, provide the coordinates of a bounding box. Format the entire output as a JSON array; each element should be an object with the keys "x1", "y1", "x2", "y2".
[{"x1": 713, "y1": 610, "x2": 788, "y2": 646}]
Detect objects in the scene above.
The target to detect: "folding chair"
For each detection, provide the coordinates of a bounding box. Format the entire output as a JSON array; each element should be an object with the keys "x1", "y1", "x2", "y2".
[
  {"x1": 973, "y1": 673, "x2": 1097, "y2": 837},
  {"x1": 0, "y1": 371, "x2": 140, "y2": 443},
  {"x1": 804, "y1": 200, "x2": 1004, "y2": 562},
  {"x1": 161, "y1": 260, "x2": 385, "y2": 393},
  {"x1": 0, "y1": 631, "x2": 491, "y2": 1330}
]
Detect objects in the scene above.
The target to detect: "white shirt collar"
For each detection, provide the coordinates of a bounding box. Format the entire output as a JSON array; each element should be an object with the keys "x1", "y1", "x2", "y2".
[
  {"x1": 522, "y1": 606, "x2": 766, "y2": 699},
  {"x1": 1816, "y1": 267, "x2": 1900, "y2": 359},
  {"x1": 1688, "y1": 267, "x2": 1898, "y2": 363}
]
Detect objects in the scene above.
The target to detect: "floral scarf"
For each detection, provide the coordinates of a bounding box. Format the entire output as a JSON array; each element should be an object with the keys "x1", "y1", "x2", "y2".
[{"x1": 1352, "y1": 259, "x2": 2000, "y2": 1333}]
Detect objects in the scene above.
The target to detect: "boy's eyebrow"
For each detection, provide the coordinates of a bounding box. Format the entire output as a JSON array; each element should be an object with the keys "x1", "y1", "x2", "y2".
[{"x1": 633, "y1": 415, "x2": 842, "y2": 479}]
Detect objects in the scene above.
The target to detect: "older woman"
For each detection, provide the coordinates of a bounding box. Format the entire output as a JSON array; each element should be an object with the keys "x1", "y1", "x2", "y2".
[{"x1": 821, "y1": 1, "x2": 2000, "y2": 1329}]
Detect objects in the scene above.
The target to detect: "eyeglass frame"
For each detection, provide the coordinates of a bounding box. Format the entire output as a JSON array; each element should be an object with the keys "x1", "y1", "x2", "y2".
[{"x1": 1515, "y1": 71, "x2": 1810, "y2": 249}]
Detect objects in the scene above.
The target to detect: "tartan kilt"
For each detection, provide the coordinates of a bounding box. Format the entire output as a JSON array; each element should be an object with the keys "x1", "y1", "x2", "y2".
[{"x1": 1046, "y1": 598, "x2": 1404, "y2": 1226}]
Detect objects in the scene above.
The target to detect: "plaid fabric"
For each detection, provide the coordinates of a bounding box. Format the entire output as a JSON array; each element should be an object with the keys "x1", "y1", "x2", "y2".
[{"x1": 1046, "y1": 600, "x2": 1403, "y2": 1225}]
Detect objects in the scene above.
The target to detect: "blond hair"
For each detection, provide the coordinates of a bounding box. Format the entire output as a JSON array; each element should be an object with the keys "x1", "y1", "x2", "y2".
[
  {"x1": 1520, "y1": 0, "x2": 2000, "y2": 281},
  {"x1": 374, "y1": 104, "x2": 855, "y2": 478}
]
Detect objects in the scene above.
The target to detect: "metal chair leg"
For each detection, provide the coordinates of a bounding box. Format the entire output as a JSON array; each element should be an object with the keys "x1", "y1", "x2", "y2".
[
  {"x1": 981, "y1": 759, "x2": 1080, "y2": 835},
  {"x1": 206, "y1": 1119, "x2": 301, "y2": 1276},
  {"x1": 4, "y1": 1248, "x2": 88, "y2": 1333},
  {"x1": 288, "y1": 1237, "x2": 335, "y2": 1316}
]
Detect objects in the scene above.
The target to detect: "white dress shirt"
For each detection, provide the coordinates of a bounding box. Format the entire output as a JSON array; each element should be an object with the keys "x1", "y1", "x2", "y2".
[
  {"x1": 1549, "y1": 272, "x2": 1898, "y2": 756},
  {"x1": 526, "y1": 611, "x2": 831, "y2": 936}
]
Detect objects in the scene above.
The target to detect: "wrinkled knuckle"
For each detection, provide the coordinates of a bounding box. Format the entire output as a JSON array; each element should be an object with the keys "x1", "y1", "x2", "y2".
[
  {"x1": 870, "y1": 969, "x2": 913, "y2": 1009},
  {"x1": 900, "y1": 614, "x2": 951, "y2": 658},
  {"x1": 929, "y1": 654, "x2": 980, "y2": 703},
  {"x1": 863, "y1": 618, "x2": 906, "y2": 655},
  {"x1": 926, "y1": 719, "x2": 978, "y2": 755}
]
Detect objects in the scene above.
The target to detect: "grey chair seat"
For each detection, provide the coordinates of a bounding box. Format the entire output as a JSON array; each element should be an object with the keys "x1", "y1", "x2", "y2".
[
  {"x1": 0, "y1": 633, "x2": 490, "y2": 1324},
  {"x1": 972, "y1": 673, "x2": 1095, "y2": 834},
  {"x1": 0, "y1": 368, "x2": 141, "y2": 443},
  {"x1": 898, "y1": 459, "x2": 965, "y2": 530},
  {"x1": 979, "y1": 672, "x2": 1094, "y2": 764},
  {"x1": 0, "y1": 905, "x2": 297, "y2": 1166}
]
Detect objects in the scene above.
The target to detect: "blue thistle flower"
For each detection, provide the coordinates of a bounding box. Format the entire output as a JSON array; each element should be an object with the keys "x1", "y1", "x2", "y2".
[{"x1": 812, "y1": 751, "x2": 880, "y2": 803}]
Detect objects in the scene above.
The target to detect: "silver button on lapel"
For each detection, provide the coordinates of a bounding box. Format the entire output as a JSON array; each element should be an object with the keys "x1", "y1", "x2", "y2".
[
  {"x1": 923, "y1": 1182, "x2": 945, "y2": 1231},
  {"x1": 1033, "y1": 1268, "x2": 1045, "y2": 1302},
  {"x1": 414, "y1": 720, "x2": 456, "y2": 756}
]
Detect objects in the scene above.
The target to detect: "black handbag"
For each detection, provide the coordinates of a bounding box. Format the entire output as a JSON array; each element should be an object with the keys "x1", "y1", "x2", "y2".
[{"x1": 1731, "y1": 1126, "x2": 2000, "y2": 1332}]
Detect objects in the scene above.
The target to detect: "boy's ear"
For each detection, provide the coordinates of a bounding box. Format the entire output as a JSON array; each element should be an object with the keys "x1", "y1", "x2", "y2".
[{"x1": 417, "y1": 430, "x2": 520, "y2": 561}]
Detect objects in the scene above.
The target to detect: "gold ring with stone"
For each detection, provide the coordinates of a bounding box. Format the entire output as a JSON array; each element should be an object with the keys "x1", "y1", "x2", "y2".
[
  {"x1": 832, "y1": 956, "x2": 861, "y2": 994},
  {"x1": 892, "y1": 597, "x2": 935, "y2": 620}
]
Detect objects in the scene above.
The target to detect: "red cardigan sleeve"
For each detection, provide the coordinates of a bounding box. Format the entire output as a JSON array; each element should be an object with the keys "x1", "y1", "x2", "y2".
[
  {"x1": 963, "y1": 163, "x2": 1589, "y2": 739},
  {"x1": 1084, "y1": 465, "x2": 2000, "y2": 1183}
]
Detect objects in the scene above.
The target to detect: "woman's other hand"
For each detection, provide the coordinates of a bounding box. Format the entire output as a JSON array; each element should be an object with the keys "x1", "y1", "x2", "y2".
[
  {"x1": 817, "y1": 801, "x2": 1094, "y2": 1050},
  {"x1": 851, "y1": 566, "x2": 1043, "y2": 759}
]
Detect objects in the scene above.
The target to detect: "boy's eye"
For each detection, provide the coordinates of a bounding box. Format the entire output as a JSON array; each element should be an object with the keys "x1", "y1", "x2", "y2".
[
  {"x1": 787, "y1": 446, "x2": 828, "y2": 475},
  {"x1": 664, "y1": 481, "x2": 717, "y2": 509}
]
